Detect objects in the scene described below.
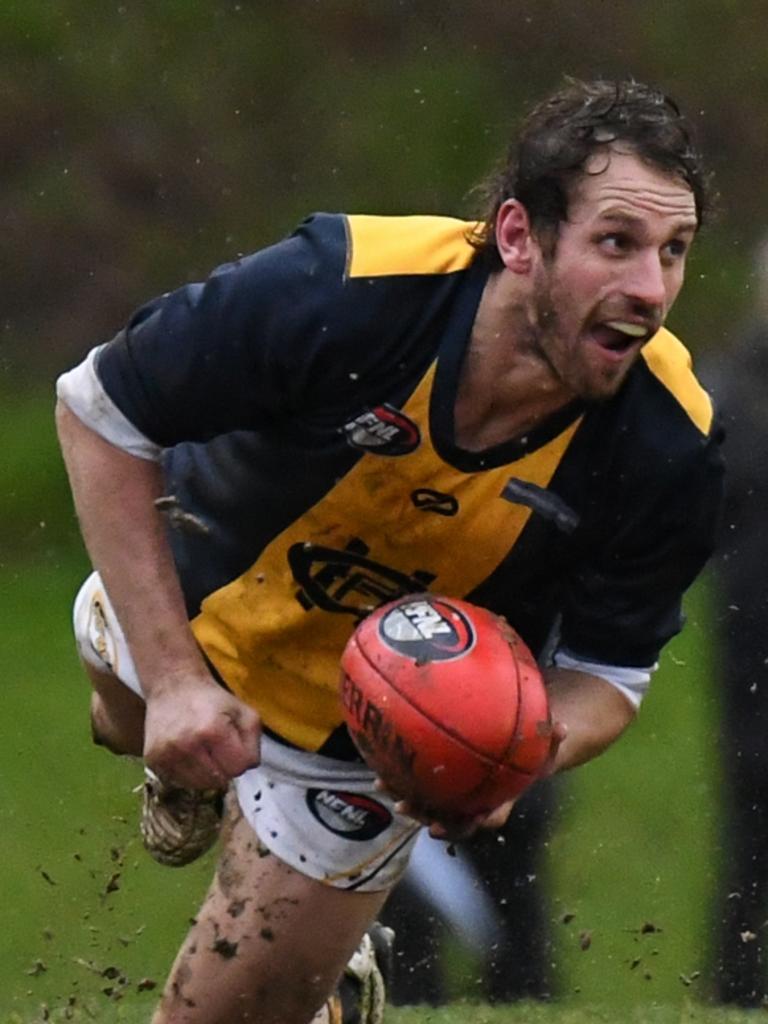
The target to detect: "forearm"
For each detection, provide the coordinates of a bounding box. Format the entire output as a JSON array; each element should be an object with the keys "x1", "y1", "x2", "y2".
[
  {"x1": 56, "y1": 399, "x2": 209, "y2": 695},
  {"x1": 544, "y1": 666, "x2": 637, "y2": 773}
]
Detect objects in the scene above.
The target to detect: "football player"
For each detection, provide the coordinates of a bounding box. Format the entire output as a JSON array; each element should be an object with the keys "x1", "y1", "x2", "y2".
[{"x1": 56, "y1": 77, "x2": 722, "y2": 1023}]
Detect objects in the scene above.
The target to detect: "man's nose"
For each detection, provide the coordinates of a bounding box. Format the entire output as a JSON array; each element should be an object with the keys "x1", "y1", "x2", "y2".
[{"x1": 623, "y1": 251, "x2": 667, "y2": 311}]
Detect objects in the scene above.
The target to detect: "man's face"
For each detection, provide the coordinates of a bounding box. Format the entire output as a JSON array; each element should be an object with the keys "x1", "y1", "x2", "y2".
[{"x1": 528, "y1": 149, "x2": 698, "y2": 402}]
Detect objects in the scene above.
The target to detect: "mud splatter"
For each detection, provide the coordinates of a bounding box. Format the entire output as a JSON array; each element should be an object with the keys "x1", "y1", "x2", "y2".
[
  {"x1": 227, "y1": 899, "x2": 249, "y2": 918},
  {"x1": 217, "y1": 847, "x2": 245, "y2": 897},
  {"x1": 154, "y1": 495, "x2": 211, "y2": 536},
  {"x1": 104, "y1": 872, "x2": 121, "y2": 895},
  {"x1": 212, "y1": 937, "x2": 239, "y2": 959},
  {"x1": 171, "y1": 978, "x2": 197, "y2": 1009}
]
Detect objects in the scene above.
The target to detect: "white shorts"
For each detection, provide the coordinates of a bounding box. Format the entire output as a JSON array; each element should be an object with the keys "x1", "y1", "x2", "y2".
[{"x1": 73, "y1": 572, "x2": 420, "y2": 891}]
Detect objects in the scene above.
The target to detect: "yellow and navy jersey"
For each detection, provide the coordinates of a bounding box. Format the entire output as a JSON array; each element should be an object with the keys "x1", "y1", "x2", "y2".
[{"x1": 93, "y1": 213, "x2": 723, "y2": 753}]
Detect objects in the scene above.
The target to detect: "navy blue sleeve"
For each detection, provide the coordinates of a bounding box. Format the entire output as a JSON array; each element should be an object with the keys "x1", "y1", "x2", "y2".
[
  {"x1": 559, "y1": 427, "x2": 724, "y2": 667},
  {"x1": 95, "y1": 214, "x2": 362, "y2": 446}
]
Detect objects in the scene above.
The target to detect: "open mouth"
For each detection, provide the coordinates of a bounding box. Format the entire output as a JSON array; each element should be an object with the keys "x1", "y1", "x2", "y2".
[{"x1": 590, "y1": 319, "x2": 650, "y2": 354}]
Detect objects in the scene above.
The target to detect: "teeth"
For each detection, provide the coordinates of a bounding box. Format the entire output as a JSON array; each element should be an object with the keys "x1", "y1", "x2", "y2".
[{"x1": 605, "y1": 320, "x2": 648, "y2": 338}]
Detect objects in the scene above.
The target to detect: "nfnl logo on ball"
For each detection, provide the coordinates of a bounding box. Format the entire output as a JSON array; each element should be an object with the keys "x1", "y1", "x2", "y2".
[{"x1": 379, "y1": 597, "x2": 475, "y2": 662}]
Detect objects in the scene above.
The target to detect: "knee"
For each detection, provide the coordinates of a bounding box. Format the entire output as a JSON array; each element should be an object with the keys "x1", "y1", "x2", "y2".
[
  {"x1": 89, "y1": 691, "x2": 144, "y2": 756},
  {"x1": 89, "y1": 692, "x2": 118, "y2": 750}
]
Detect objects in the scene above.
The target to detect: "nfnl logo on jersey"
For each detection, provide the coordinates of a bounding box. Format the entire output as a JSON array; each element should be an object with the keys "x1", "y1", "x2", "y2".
[
  {"x1": 343, "y1": 405, "x2": 420, "y2": 455},
  {"x1": 379, "y1": 596, "x2": 475, "y2": 662}
]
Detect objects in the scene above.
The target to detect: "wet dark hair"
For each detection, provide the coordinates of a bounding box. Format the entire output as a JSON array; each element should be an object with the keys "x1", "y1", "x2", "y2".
[{"x1": 470, "y1": 77, "x2": 713, "y2": 267}]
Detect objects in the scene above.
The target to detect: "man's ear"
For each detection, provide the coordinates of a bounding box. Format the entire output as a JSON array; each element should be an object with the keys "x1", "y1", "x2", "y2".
[{"x1": 495, "y1": 199, "x2": 536, "y2": 273}]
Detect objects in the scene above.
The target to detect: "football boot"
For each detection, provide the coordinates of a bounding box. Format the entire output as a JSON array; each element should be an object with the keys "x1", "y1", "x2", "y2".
[{"x1": 139, "y1": 767, "x2": 225, "y2": 867}]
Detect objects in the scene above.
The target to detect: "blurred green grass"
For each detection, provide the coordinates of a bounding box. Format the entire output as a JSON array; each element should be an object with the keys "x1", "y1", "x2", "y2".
[
  {"x1": 545, "y1": 580, "x2": 722, "y2": 1009},
  {"x1": 388, "y1": 1008, "x2": 763, "y2": 1024},
  {"x1": 1, "y1": 556, "x2": 216, "y2": 1019},
  {"x1": 1, "y1": 391, "x2": 733, "y2": 1020}
]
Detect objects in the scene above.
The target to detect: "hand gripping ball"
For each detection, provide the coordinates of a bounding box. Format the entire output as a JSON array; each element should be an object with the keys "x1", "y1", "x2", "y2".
[{"x1": 340, "y1": 593, "x2": 552, "y2": 824}]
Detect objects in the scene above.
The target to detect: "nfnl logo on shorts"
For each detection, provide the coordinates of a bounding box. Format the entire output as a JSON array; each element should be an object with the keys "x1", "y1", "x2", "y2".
[
  {"x1": 379, "y1": 596, "x2": 475, "y2": 662},
  {"x1": 343, "y1": 405, "x2": 420, "y2": 455},
  {"x1": 306, "y1": 790, "x2": 392, "y2": 840}
]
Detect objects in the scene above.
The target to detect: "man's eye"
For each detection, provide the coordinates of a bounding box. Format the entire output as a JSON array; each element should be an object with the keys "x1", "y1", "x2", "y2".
[
  {"x1": 663, "y1": 239, "x2": 688, "y2": 260},
  {"x1": 599, "y1": 233, "x2": 629, "y2": 252}
]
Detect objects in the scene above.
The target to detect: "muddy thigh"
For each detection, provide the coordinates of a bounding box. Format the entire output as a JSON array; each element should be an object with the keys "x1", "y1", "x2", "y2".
[{"x1": 151, "y1": 800, "x2": 388, "y2": 1024}]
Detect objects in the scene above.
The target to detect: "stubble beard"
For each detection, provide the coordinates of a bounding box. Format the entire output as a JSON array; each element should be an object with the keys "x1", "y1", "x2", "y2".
[{"x1": 532, "y1": 282, "x2": 631, "y2": 404}]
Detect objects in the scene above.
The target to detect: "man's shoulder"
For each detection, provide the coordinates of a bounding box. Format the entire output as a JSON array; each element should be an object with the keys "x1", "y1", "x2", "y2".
[
  {"x1": 257, "y1": 211, "x2": 477, "y2": 285},
  {"x1": 341, "y1": 213, "x2": 477, "y2": 279},
  {"x1": 579, "y1": 328, "x2": 722, "y2": 488},
  {"x1": 639, "y1": 327, "x2": 714, "y2": 438}
]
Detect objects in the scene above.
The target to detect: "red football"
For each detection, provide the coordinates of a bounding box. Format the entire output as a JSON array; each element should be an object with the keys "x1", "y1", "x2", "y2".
[{"x1": 339, "y1": 593, "x2": 552, "y2": 825}]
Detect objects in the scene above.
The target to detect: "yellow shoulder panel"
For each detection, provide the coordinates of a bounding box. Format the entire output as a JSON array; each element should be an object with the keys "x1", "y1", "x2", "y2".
[
  {"x1": 345, "y1": 215, "x2": 477, "y2": 278},
  {"x1": 641, "y1": 328, "x2": 713, "y2": 435}
]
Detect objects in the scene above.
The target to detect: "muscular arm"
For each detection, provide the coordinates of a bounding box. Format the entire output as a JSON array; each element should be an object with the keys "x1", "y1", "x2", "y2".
[
  {"x1": 56, "y1": 399, "x2": 261, "y2": 789},
  {"x1": 544, "y1": 666, "x2": 637, "y2": 773},
  {"x1": 399, "y1": 664, "x2": 636, "y2": 838},
  {"x1": 470, "y1": 667, "x2": 636, "y2": 833}
]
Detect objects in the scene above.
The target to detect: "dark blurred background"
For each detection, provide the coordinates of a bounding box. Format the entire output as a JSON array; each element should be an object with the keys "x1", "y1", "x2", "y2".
[
  {"x1": 4, "y1": 0, "x2": 766, "y2": 556},
  {"x1": 5, "y1": 0, "x2": 766, "y2": 380},
  {"x1": 2, "y1": 2, "x2": 767, "y2": 1017}
]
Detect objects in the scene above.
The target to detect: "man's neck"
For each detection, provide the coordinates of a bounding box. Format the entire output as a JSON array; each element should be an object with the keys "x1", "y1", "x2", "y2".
[{"x1": 454, "y1": 272, "x2": 574, "y2": 452}]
